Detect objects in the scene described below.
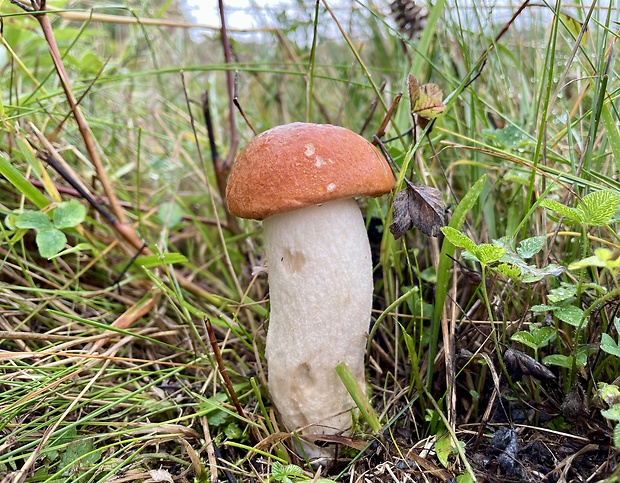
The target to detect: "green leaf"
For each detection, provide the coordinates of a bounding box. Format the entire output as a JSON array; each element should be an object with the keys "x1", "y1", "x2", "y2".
[
  {"x1": 531, "y1": 304, "x2": 555, "y2": 312},
  {"x1": 532, "y1": 326, "x2": 557, "y2": 348},
  {"x1": 157, "y1": 201, "x2": 185, "y2": 229},
  {"x1": 457, "y1": 474, "x2": 476, "y2": 483},
  {"x1": 475, "y1": 244, "x2": 506, "y2": 265},
  {"x1": 435, "y1": 432, "x2": 453, "y2": 467},
  {"x1": 53, "y1": 200, "x2": 87, "y2": 229},
  {"x1": 569, "y1": 254, "x2": 608, "y2": 270},
  {"x1": 282, "y1": 465, "x2": 302, "y2": 477},
  {"x1": 36, "y1": 229, "x2": 67, "y2": 259},
  {"x1": 542, "y1": 354, "x2": 574, "y2": 369},
  {"x1": 409, "y1": 81, "x2": 446, "y2": 119},
  {"x1": 597, "y1": 383, "x2": 620, "y2": 406},
  {"x1": 79, "y1": 51, "x2": 104, "y2": 76},
  {"x1": 543, "y1": 352, "x2": 587, "y2": 369},
  {"x1": 484, "y1": 124, "x2": 530, "y2": 150},
  {"x1": 224, "y1": 422, "x2": 242, "y2": 440},
  {"x1": 15, "y1": 211, "x2": 52, "y2": 230},
  {"x1": 495, "y1": 262, "x2": 521, "y2": 280},
  {"x1": 511, "y1": 331, "x2": 537, "y2": 351},
  {"x1": 614, "y1": 424, "x2": 620, "y2": 450},
  {"x1": 601, "y1": 404, "x2": 620, "y2": 422},
  {"x1": 601, "y1": 333, "x2": 620, "y2": 358},
  {"x1": 440, "y1": 226, "x2": 477, "y2": 253},
  {"x1": 555, "y1": 305, "x2": 586, "y2": 327},
  {"x1": 569, "y1": 249, "x2": 620, "y2": 272},
  {"x1": 271, "y1": 461, "x2": 285, "y2": 478},
  {"x1": 548, "y1": 285, "x2": 576, "y2": 304},
  {"x1": 576, "y1": 190, "x2": 620, "y2": 226},
  {"x1": 59, "y1": 439, "x2": 101, "y2": 470},
  {"x1": 516, "y1": 236, "x2": 546, "y2": 259},
  {"x1": 540, "y1": 199, "x2": 581, "y2": 223}
]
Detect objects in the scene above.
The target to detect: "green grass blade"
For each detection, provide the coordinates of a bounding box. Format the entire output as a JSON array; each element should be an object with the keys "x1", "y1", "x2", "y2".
[
  {"x1": 428, "y1": 174, "x2": 487, "y2": 385},
  {"x1": 0, "y1": 156, "x2": 49, "y2": 209},
  {"x1": 335, "y1": 361, "x2": 381, "y2": 433}
]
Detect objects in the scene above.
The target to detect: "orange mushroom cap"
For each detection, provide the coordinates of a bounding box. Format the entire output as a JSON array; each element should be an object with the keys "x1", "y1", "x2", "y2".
[{"x1": 225, "y1": 122, "x2": 395, "y2": 220}]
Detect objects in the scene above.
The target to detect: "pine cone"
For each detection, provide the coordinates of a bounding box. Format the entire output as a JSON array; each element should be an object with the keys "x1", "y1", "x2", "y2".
[{"x1": 390, "y1": 0, "x2": 429, "y2": 39}]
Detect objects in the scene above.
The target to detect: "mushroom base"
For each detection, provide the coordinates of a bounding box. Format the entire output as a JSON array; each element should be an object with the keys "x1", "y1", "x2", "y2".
[{"x1": 263, "y1": 198, "x2": 373, "y2": 459}]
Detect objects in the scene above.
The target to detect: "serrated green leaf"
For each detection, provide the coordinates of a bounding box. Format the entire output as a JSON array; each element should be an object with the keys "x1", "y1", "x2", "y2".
[
  {"x1": 271, "y1": 461, "x2": 285, "y2": 477},
  {"x1": 53, "y1": 200, "x2": 86, "y2": 229},
  {"x1": 511, "y1": 331, "x2": 537, "y2": 350},
  {"x1": 475, "y1": 244, "x2": 506, "y2": 265},
  {"x1": 601, "y1": 333, "x2": 620, "y2": 358},
  {"x1": 555, "y1": 305, "x2": 586, "y2": 327},
  {"x1": 440, "y1": 226, "x2": 478, "y2": 253},
  {"x1": 36, "y1": 228, "x2": 67, "y2": 259},
  {"x1": 495, "y1": 262, "x2": 521, "y2": 279},
  {"x1": 516, "y1": 236, "x2": 546, "y2": 259},
  {"x1": 601, "y1": 404, "x2": 620, "y2": 422},
  {"x1": 15, "y1": 211, "x2": 52, "y2": 230},
  {"x1": 576, "y1": 190, "x2": 620, "y2": 226},
  {"x1": 282, "y1": 464, "x2": 303, "y2": 476},
  {"x1": 540, "y1": 199, "x2": 581, "y2": 223}
]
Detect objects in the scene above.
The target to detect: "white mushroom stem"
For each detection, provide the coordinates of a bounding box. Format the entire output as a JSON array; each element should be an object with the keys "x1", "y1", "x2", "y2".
[{"x1": 263, "y1": 198, "x2": 373, "y2": 459}]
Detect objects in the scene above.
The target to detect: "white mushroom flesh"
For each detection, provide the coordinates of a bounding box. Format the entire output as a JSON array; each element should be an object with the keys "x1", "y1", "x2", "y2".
[{"x1": 263, "y1": 198, "x2": 373, "y2": 458}]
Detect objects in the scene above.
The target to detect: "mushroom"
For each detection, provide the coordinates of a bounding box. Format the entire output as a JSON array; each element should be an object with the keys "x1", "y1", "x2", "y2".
[{"x1": 225, "y1": 122, "x2": 394, "y2": 459}]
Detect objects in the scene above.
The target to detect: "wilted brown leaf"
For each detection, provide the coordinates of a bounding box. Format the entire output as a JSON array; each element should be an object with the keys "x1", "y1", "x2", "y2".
[{"x1": 390, "y1": 181, "x2": 445, "y2": 239}]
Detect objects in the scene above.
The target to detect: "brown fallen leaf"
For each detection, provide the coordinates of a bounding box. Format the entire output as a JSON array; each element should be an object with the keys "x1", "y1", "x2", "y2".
[{"x1": 390, "y1": 180, "x2": 446, "y2": 238}]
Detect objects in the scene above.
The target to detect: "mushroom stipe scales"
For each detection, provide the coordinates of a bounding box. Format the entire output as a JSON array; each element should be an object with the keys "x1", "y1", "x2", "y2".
[{"x1": 225, "y1": 122, "x2": 394, "y2": 460}]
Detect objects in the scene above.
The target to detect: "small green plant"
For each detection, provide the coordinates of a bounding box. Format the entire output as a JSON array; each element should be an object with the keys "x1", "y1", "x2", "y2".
[
  {"x1": 440, "y1": 228, "x2": 562, "y2": 283},
  {"x1": 598, "y1": 382, "x2": 620, "y2": 449},
  {"x1": 540, "y1": 190, "x2": 620, "y2": 227},
  {"x1": 511, "y1": 324, "x2": 557, "y2": 359},
  {"x1": 600, "y1": 318, "x2": 620, "y2": 358},
  {"x1": 8, "y1": 199, "x2": 87, "y2": 259},
  {"x1": 270, "y1": 461, "x2": 336, "y2": 483}
]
